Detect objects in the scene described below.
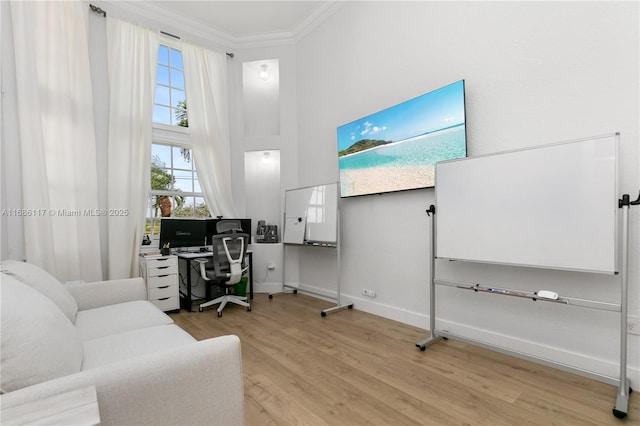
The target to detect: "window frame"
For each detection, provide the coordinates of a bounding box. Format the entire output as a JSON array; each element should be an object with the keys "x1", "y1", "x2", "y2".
[
  {"x1": 146, "y1": 38, "x2": 209, "y2": 243},
  {"x1": 153, "y1": 38, "x2": 187, "y2": 127}
]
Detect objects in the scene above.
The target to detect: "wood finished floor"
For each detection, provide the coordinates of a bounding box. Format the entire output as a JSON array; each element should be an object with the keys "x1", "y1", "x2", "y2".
[{"x1": 170, "y1": 293, "x2": 637, "y2": 426}]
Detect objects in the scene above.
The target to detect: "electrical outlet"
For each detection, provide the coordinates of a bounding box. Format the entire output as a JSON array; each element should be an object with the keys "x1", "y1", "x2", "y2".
[
  {"x1": 362, "y1": 289, "x2": 376, "y2": 298},
  {"x1": 267, "y1": 263, "x2": 276, "y2": 270},
  {"x1": 628, "y1": 316, "x2": 639, "y2": 335}
]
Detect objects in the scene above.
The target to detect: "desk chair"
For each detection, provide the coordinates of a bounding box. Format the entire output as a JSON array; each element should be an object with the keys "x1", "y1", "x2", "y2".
[{"x1": 195, "y1": 223, "x2": 251, "y2": 317}]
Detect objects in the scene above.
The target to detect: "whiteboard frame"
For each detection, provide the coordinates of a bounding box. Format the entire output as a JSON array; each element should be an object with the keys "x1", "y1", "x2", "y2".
[
  {"x1": 274, "y1": 182, "x2": 353, "y2": 316},
  {"x1": 283, "y1": 182, "x2": 339, "y2": 245},
  {"x1": 434, "y1": 133, "x2": 619, "y2": 274}
]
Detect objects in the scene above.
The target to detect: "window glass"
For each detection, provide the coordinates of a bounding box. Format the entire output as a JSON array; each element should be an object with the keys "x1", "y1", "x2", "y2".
[
  {"x1": 171, "y1": 88, "x2": 185, "y2": 106},
  {"x1": 153, "y1": 106, "x2": 171, "y2": 126},
  {"x1": 152, "y1": 144, "x2": 171, "y2": 165},
  {"x1": 171, "y1": 146, "x2": 191, "y2": 170},
  {"x1": 158, "y1": 45, "x2": 169, "y2": 66},
  {"x1": 147, "y1": 143, "x2": 209, "y2": 237},
  {"x1": 169, "y1": 48, "x2": 183, "y2": 68},
  {"x1": 170, "y1": 68, "x2": 185, "y2": 89},
  {"x1": 147, "y1": 43, "x2": 206, "y2": 242},
  {"x1": 156, "y1": 65, "x2": 169, "y2": 86},
  {"x1": 173, "y1": 170, "x2": 193, "y2": 192},
  {"x1": 153, "y1": 45, "x2": 188, "y2": 127},
  {"x1": 154, "y1": 85, "x2": 170, "y2": 106}
]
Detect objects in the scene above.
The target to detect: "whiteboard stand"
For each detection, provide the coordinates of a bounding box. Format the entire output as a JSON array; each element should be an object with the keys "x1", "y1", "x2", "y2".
[
  {"x1": 269, "y1": 214, "x2": 354, "y2": 317},
  {"x1": 415, "y1": 205, "x2": 444, "y2": 350},
  {"x1": 268, "y1": 183, "x2": 353, "y2": 317},
  {"x1": 416, "y1": 192, "x2": 638, "y2": 419},
  {"x1": 613, "y1": 191, "x2": 639, "y2": 419}
]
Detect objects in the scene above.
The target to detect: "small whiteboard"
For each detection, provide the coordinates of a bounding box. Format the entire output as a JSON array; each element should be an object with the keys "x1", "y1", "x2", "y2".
[
  {"x1": 283, "y1": 217, "x2": 306, "y2": 244},
  {"x1": 284, "y1": 183, "x2": 338, "y2": 245},
  {"x1": 435, "y1": 134, "x2": 619, "y2": 274}
]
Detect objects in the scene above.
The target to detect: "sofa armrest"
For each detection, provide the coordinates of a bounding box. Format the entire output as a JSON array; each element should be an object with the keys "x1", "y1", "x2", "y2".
[
  {"x1": 65, "y1": 278, "x2": 147, "y2": 310},
  {"x1": 0, "y1": 335, "x2": 245, "y2": 426}
]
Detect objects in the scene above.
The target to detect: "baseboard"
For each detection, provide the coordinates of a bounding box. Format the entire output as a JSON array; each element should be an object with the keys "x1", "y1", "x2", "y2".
[
  {"x1": 269, "y1": 282, "x2": 640, "y2": 387},
  {"x1": 253, "y1": 281, "x2": 285, "y2": 295}
]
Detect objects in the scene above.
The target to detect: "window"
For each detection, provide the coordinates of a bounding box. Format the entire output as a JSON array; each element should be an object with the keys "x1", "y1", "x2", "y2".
[
  {"x1": 153, "y1": 44, "x2": 187, "y2": 127},
  {"x1": 146, "y1": 42, "x2": 208, "y2": 239}
]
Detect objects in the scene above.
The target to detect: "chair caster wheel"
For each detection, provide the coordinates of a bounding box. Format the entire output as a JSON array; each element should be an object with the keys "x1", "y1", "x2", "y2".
[
  {"x1": 217, "y1": 312, "x2": 222, "y2": 317},
  {"x1": 321, "y1": 311, "x2": 327, "y2": 317},
  {"x1": 293, "y1": 289, "x2": 298, "y2": 294},
  {"x1": 247, "y1": 306, "x2": 252, "y2": 312},
  {"x1": 269, "y1": 294, "x2": 273, "y2": 299},
  {"x1": 199, "y1": 307, "x2": 203, "y2": 312}
]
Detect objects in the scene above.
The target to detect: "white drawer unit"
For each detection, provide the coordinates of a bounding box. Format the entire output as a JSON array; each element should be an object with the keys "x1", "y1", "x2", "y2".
[{"x1": 139, "y1": 254, "x2": 179, "y2": 312}]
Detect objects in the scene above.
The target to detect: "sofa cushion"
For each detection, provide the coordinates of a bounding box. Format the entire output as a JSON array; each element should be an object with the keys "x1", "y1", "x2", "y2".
[
  {"x1": 74, "y1": 300, "x2": 174, "y2": 342},
  {"x1": 81, "y1": 324, "x2": 196, "y2": 370},
  {"x1": 1, "y1": 260, "x2": 78, "y2": 322},
  {"x1": 0, "y1": 274, "x2": 83, "y2": 392}
]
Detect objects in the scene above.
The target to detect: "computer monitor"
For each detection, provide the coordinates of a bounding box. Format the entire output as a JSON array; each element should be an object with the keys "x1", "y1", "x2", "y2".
[
  {"x1": 205, "y1": 218, "x2": 252, "y2": 245},
  {"x1": 158, "y1": 218, "x2": 208, "y2": 250}
]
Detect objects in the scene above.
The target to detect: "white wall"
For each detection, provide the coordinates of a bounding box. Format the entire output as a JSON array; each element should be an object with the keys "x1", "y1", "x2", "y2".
[
  {"x1": 227, "y1": 44, "x2": 300, "y2": 291},
  {"x1": 294, "y1": 1, "x2": 639, "y2": 383}
]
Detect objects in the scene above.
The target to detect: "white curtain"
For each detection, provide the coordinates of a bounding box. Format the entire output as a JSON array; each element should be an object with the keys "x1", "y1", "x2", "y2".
[
  {"x1": 182, "y1": 43, "x2": 238, "y2": 218},
  {"x1": 105, "y1": 18, "x2": 158, "y2": 279},
  {"x1": 9, "y1": 2, "x2": 103, "y2": 282}
]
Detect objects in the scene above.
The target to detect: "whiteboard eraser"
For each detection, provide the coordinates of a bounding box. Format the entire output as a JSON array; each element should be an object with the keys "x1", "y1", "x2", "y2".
[{"x1": 536, "y1": 290, "x2": 559, "y2": 300}]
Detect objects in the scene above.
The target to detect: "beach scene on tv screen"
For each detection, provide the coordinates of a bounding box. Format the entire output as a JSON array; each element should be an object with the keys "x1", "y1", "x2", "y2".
[{"x1": 337, "y1": 80, "x2": 466, "y2": 198}]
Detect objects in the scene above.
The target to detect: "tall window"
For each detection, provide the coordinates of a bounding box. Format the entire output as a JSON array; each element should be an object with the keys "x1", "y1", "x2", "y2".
[
  {"x1": 153, "y1": 44, "x2": 187, "y2": 126},
  {"x1": 146, "y1": 42, "x2": 208, "y2": 239}
]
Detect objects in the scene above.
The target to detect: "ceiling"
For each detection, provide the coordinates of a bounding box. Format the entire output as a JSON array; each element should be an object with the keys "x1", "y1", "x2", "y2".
[{"x1": 148, "y1": 1, "x2": 332, "y2": 40}]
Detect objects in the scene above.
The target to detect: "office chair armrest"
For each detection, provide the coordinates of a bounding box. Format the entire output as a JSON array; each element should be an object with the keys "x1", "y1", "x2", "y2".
[
  {"x1": 65, "y1": 278, "x2": 147, "y2": 310},
  {"x1": 194, "y1": 258, "x2": 211, "y2": 281}
]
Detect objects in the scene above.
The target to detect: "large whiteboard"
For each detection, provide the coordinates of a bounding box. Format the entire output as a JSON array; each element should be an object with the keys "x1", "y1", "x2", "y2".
[
  {"x1": 435, "y1": 134, "x2": 619, "y2": 274},
  {"x1": 284, "y1": 183, "x2": 338, "y2": 244}
]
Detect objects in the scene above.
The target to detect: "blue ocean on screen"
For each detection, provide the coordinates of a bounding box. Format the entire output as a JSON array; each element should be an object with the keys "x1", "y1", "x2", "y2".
[{"x1": 339, "y1": 124, "x2": 466, "y2": 171}]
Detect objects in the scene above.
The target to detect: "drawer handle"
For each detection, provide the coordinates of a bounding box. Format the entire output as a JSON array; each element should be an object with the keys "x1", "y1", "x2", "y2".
[
  {"x1": 158, "y1": 297, "x2": 170, "y2": 301},
  {"x1": 157, "y1": 266, "x2": 169, "y2": 270},
  {"x1": 158, "y1": 285, "x2": 170, "y2": 289},
  {"x1": 157, "y1": 274, "x2": 169, "y2": 278}
]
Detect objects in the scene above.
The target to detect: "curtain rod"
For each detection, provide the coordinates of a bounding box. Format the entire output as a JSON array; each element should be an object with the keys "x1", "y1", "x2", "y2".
[
  {"x1": 89, "y1": 4, "x2": 235, "y2": 59},
  {"x1": 89, "y1": 4, "x2": 106, "y2": 17}
]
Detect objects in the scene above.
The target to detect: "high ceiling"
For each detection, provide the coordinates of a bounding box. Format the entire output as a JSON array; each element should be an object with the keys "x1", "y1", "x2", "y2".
[{"x1": 148, "y1": 1, "x2": 332, "y2": 39}]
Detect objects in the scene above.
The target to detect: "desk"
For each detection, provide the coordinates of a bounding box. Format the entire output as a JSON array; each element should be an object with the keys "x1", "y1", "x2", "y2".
[{"x1": 176, "y1": 250, "x2": 253, "y2": 312}]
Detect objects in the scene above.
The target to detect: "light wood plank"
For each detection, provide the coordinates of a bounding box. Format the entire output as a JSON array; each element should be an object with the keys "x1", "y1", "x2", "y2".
[{"x1": 171, "y1": 294, "x2": 638, "y2": 425}]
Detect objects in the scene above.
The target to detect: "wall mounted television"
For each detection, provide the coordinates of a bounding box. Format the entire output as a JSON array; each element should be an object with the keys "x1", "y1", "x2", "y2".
[{"x1": 336, "y1": 80, "x2": 467, "y2": 198}]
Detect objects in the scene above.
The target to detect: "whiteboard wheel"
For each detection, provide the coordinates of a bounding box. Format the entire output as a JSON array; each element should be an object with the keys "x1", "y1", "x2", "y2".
[{"x1": 612, "y1": 408, "x2": 627, "y2": 419}]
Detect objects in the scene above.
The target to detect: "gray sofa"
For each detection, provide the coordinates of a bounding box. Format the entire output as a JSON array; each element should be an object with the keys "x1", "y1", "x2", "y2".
[{"x1": 0, "y1": 260, "x2": 245, "y2": 425}]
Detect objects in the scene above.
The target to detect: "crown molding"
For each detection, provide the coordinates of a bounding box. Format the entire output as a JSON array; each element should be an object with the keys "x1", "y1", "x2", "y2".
[
  {"x1": 293, "y1": 1, "x2": 345, "y2": 42},
  {"x1": 90, "y1": 0, "x2": 344, "y2": 51}
]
